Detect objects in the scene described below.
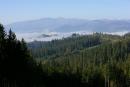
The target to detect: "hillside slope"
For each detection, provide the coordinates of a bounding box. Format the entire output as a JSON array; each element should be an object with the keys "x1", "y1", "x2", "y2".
[{"x1": 28, "y1": 33, "x2": 130, "y2": 87}]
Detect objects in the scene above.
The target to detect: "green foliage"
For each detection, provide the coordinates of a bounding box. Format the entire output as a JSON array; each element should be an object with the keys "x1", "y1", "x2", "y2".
[
  {"x1": 29, "y1": 32, "x2": 130, "y2": 87},
  {"x1": 28, "y1": 33, "x2": 103, "y2": 59},
  {"x1": 1, "y1": 22, "x2": 130, "y2": 87},
  {"x1": 0, "y1": 24, "x2": 44, "y2": 87}
]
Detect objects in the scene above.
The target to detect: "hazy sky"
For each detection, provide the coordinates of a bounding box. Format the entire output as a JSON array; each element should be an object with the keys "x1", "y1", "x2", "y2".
[{"x1": 0, "y1": 0, "x2": 130, "y2": 24}]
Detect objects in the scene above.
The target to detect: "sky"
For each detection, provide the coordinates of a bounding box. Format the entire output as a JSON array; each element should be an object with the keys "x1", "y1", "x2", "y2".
[{"x1": 0, "y1": 0, "x2": 130, "y2": 24}]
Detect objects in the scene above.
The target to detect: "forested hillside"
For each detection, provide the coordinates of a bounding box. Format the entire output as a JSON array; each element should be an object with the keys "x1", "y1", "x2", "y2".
[
  {"x1": 1, "y1": 22, "x2": 130, "y2": 87},
  {"x1": 28, "y1": 33, "x2": 130, "y2": 87}
]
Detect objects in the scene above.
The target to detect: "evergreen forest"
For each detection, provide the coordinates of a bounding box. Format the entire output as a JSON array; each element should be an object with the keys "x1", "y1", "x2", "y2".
[{"x1": 1, "y1": 23, "x2": 130, "y2": 87}]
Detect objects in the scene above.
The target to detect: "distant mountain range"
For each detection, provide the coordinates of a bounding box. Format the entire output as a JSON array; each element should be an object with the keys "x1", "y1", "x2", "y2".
[{"x1": 5, "y1": 18, "x2": 130, "y2": 42}]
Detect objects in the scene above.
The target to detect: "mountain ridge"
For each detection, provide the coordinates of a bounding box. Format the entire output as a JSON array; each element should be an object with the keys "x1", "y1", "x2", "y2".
[
  {"x1": 5, "y1": 18, "x2": 130, "y2": 33},
  {"x1": 5, "y1": 18, "x2": 130, "y2": 42}
]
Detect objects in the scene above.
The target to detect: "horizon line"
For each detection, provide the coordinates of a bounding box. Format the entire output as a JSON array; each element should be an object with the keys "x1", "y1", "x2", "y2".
[{"x1": 4, "y1": 17, "x2": 130, "y2": 25}]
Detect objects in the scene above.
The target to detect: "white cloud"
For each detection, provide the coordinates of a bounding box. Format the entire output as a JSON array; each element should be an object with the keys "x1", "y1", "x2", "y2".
[
  {"x1": 103, "y1": 31, "x2": 128, "y2": 36},
  {"x1": 16, "y1": 31, "x2": 128, "y2": 42}
]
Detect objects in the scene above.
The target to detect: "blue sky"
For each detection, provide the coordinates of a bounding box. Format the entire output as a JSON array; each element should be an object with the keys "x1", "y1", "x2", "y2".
[{"x1": 0, "y1": 0, "x2": 130, "y2": 24}]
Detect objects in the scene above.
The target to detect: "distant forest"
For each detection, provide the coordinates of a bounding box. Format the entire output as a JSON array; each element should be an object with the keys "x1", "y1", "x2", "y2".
[{"x1": 1, "y1": 23, "x2": 130, "y2": 87}]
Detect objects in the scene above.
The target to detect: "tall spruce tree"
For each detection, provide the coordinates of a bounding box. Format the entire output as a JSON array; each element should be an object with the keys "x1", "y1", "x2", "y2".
[{"x1": 0, "y1": 24, "x2": 43, "y2": 87}]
